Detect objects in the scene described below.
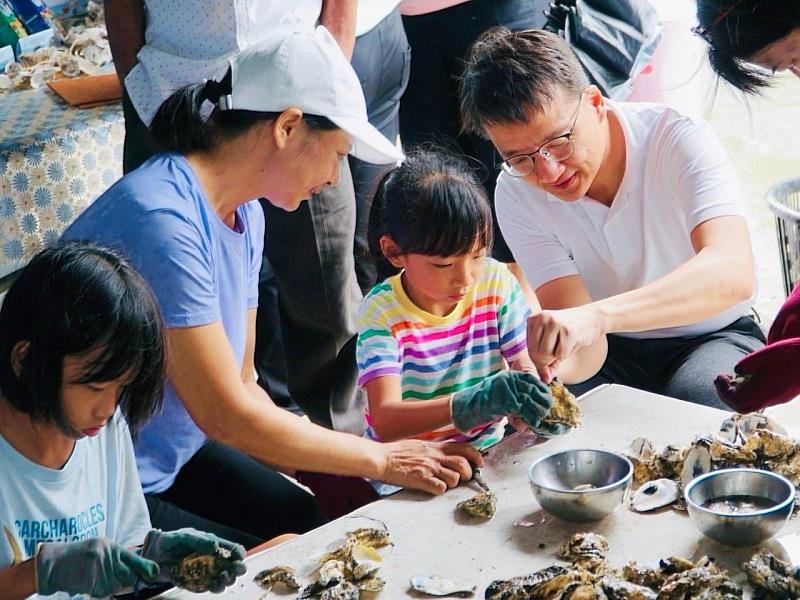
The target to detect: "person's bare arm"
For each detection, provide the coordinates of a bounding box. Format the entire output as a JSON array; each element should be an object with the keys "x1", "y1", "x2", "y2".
[
  {"x1": 320, "y1": 0, "x2": 357, "y2": 60},
  {"x1": 105, "y1": 0, "x2": 146, "y2": 85},
  {"x1": 168, "y1": 311, "x2": 480, "y2": 494},
  {"x1": 364, "y1": 376, "x2": 453, "y2": 442},
  {"x1": 529, "y1": 216, "x2": 754, "y2": 380}
]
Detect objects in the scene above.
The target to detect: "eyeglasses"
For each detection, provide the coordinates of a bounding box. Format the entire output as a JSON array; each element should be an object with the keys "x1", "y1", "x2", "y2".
[
  {"x1": 499, "y1": 91, "x2": 583, "y2": 178},
  {"x1": 691, "y1": 0, "x2": 744, "y2": 44}
]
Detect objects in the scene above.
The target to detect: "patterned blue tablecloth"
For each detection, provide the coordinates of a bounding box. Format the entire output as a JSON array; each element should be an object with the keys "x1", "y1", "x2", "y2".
[{"x1": 0, "y1": 87, "x2": 124, "y2": 279}]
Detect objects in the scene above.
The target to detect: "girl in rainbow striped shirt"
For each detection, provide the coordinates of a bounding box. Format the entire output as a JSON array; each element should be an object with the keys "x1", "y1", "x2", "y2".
[{"x1": 357, "y1": 150, "x2": 563, "y2": 451}]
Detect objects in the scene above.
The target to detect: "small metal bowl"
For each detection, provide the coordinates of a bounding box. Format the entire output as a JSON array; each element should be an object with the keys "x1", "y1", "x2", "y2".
[
  {"x1": 528, "y1": 449, "x2": 633, "y2": 523},
  {"x1": 685, "y1": 468, "x2": 795, "y2": 547}
]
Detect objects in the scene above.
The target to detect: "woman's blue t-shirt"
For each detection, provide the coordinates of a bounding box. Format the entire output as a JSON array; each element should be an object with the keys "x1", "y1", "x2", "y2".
[{"x1": 62, "y1": 153, "x2": 264, "y2": 493}]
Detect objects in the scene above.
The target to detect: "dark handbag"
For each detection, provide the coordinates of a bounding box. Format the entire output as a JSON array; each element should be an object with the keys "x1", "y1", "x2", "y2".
[{"x1": 543, "y1": 0, "x2": 662, "y2": 98}]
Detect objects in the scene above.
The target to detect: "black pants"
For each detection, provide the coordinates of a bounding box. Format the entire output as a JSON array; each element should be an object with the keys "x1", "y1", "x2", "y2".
[
  {"x1": 144, "y1": 441, "x2": 327, "y2": 549},
  {"x1": 569, "y1": 317, "x2": 766, "y2": 410},
  {"x1": 400, "y1": 0, "x2": 549, "y2": 262}
]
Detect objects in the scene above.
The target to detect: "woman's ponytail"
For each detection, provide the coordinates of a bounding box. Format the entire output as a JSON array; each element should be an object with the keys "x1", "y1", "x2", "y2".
[{"x1": 149, "y1": 83, "x2": 214, "y2": 154}]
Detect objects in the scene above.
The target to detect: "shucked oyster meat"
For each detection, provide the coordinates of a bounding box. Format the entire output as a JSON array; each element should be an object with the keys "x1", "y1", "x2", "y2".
[
  {"x1": 542, "y1": 379, "x2": 582, "y2": 429},
  {"x1": 170, "y1": 548, "x2": 236, "y2": 593}
]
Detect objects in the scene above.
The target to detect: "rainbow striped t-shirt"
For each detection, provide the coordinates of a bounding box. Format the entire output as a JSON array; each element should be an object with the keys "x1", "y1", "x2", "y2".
[{"x1": 356, "y1": 258, "x2": 531, "y2": 449}]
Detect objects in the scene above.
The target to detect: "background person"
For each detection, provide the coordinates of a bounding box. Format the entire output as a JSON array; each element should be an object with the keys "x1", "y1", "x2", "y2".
[
  {"x1": 694, "y1": 0, "x2": 800, "y2": 93},
  {"x1": 398, "y1": 0, "x2": 548, "y2": 271},
  {"x1": 63, "y1": 29, "x2": 480, "y2": 549},
  {"x1": 0, "y1": 242, "x2": 245, "y2": 599},
  {"x1": 459, "y1": 28, "x2": 765, "y2": 409}
]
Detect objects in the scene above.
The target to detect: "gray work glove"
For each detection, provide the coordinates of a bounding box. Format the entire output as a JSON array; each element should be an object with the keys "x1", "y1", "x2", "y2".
[
  {"x1": 36, "y1": 538, "x2": 159, "y2": 597},
  {"x1": 451, "y1": 371, "x2": 557, "y2": 433}
]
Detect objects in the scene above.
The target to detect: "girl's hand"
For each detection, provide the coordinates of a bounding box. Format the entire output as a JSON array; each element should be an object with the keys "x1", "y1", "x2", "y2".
[
  {"x1": 36, "y1": 538, "x2": 159, "y2": 597},
  {"x1": 451, "y1": 371, "x2": 554, "y2": 432},
  {"x1": 139, "y1": 528, "x2": 246, "y2": 592}
]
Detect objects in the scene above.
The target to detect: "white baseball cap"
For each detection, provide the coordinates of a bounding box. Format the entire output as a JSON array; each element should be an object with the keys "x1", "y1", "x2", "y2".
[{"x1": 216, "y1": 26, "x2": 403, "y2": 165}]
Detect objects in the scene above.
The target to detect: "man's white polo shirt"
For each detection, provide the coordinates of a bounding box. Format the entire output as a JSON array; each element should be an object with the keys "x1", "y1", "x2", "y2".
[{"x1": 496, "y1": 100, "x2": 755, "y2": 339}]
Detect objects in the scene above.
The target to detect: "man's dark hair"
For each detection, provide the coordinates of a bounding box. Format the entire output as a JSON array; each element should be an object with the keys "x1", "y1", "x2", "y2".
[
  {"x1": 696, "y1": 0, "x2": 800, "y2": 94},
  {"x1": 460, "y1": 27, "x2": 589, "y2": 135},
  {"x1": 0, "y1": 241, "x2": 165, "y2": 435}
]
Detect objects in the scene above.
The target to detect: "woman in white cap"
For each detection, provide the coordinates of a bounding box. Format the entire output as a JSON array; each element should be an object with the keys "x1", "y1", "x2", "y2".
[{"x1": 61, "y1": 27, "x2": 485, "y2": 548}]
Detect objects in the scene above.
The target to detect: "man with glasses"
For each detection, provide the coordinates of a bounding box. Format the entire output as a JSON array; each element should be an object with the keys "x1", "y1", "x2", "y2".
[{"x1": 458, "y1": 28, "x2": 765, "y2": 408}]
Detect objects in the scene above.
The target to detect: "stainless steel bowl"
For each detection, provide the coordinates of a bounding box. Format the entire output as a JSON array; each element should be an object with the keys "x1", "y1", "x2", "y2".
[
  {"x1": 528, "y1": 449, "x2": 633, "y2": 523},
  {"x1": 685, "y1": 468, "x2": 795, "y2": 547}
]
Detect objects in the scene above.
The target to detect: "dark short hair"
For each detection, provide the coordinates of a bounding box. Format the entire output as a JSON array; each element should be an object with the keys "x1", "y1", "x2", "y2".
[
  {"x1": 368, "y1": 147, "x2": 493, "y2": 281},
  {"x1": 460, "y1": 28, "x2": 589, "y2": 135},
  {"x1": 150, "y1": 69, "x2": 338, "y2": 155},
  {"x1": 0, "y1": 241, "x2": 165, "y2": 435},
  {"x1": 696, "y1": 0, "x2": 800, "y2": 93}
]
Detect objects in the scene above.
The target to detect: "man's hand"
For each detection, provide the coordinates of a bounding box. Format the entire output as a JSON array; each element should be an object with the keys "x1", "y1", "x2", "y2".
[
  {"x1": 527, "y1": 306, "x2": 604, "y2": 377},
  {"x1": 378, "y1": 440, "x2": 483, "y2": 495}
]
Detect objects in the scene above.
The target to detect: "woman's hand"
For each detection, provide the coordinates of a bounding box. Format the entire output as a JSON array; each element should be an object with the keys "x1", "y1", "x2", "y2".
[
  {"x1": 36, "y1": 538, "x2": 159, "y2": 597},
  {"x1": 377, "y1": 440, "x2": 483, "y2": 495}
]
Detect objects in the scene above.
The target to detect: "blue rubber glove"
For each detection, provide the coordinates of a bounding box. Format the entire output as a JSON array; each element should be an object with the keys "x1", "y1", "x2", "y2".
[
  {"x1": 36, "y1": 538, "x2": 159, "y2": 597},
  {"x1": 139, "y1": 528, "x2": 246, "y2": 593},
  {"x1": 451, "y1": 371, "x2": 555, "y2": 432}
]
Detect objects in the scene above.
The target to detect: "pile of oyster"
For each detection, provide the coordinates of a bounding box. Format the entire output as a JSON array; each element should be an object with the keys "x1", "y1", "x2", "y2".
[
  {"x1": 254, "y1": 527, "x2": 391, "y2": 599},
  {"x1": 626, "y1": 413, "x2": 800, "y2": 512},
  {"x1": 0, "y1": 1, "x2": 111, "y2": 91},
  {"x1": 486, "y1": 532, "x2": 743, "y2": 599}
]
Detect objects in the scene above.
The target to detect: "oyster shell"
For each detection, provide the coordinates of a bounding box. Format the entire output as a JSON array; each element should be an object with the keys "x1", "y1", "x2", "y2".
[
  {"x1": 253, "y1": 565, "x2": 301, "y2": 590},
  {"x1": 485, "y1": 566, "x2": 575, "y2": 600},
  {"x1": 320, "y1": 581, "x2": 360, "y2": 600},
  {"x1": 742, "y1": 550, "x2": 800, "y2": 597},
  {"x1": 409, "y1": 575, "x2": 476, "y2": 597},
  {"x1": 657, "y1": 560, "x2": 742, "y2": 600},
  {"x1": 561, "y1": 582, "x2": 606, "y2": 599},
  {"x1": 599, "y1": 574, "x2": 658, "y2": 599},
  {"x1": 654, "y1": 445, "x2": 689, "y2": 480},
  {"x1": 350, "y1": 544, "x2": 382, "y2": 580},
  {"x1": 620, "y1": 562, "x2": 665, "y2": 590},
  {"x1": 170, "y1": 550, "x2": 236, "y2": 593},
  {"x1": 657, "y1": 556, "x2": 697, "y2": 575},
  {"x1": 557, "y1": 533, "x2": 610, "y2": 572},
  {"x1": 718, "y1": 413, "x2": 787, "y2": 444},
  {"x1": 680, "y1": 445, "x2": 711, "y2": 492},
  {"x1": 319, "y1": 560, "x2": 347, "y2": 585},
  {"x1": 357, "y1": 575, "x2": 385, "y2": 592},
  {"x1": 630, "y1": 479, "x2": 680, "y2": 512},
  {"x1": 542, "y1": 379, "x2": 582, "y2": 429},
  {"x1": 457, "y1": 491, "x2": 497, "y2": 518},
  {"x1": 742, "y1": 428, "x2": 798, "y2": 460},
  {"x1": 346, "y1": 527, "x2": 391, "y2": 549}
]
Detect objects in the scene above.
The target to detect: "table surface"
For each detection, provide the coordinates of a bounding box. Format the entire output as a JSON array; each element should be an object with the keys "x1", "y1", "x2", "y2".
[
  {"x1": 0, "y1": 87, "x2": 123, "y2": 279},
  {"x1": 157, "y1": 384, "x2": 800, "y2": 598}
]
